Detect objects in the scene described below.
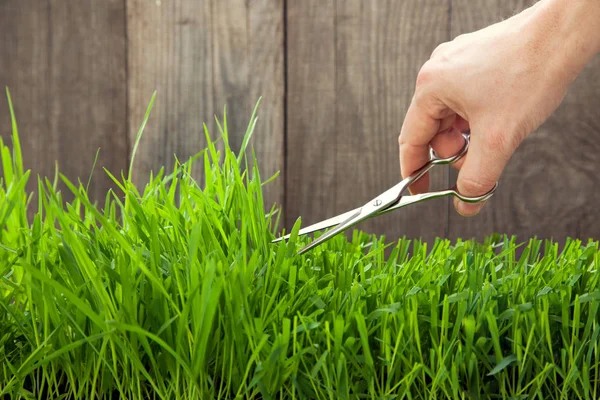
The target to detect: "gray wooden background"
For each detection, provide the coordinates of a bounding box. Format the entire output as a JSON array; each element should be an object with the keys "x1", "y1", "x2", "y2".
[{"x1": 1, "y1": 0, "x2": 599, "y2": 244}]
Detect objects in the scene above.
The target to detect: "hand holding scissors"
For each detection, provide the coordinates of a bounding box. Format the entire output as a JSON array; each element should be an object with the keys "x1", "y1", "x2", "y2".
[{"x1": 273, "y1": 132, "x2": 498, "y2": 254}]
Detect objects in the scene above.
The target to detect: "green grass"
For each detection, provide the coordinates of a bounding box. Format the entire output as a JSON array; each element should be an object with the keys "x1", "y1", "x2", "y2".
[{"x1": 1, "y1": 88, "x2": 600, "y2": 399}]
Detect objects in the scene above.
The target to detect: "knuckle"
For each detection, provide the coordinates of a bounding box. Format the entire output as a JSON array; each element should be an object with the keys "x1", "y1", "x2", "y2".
[
  {"x1": 398, "y1": 134, "x2": 405, "y2": 148},
  {"x1": 415, "y1": 61, "x2": 437, "y2": 88},
  {"x1": 398, "y1": 133, "x2": 414, "y2": 151},
  {"x1": 430, "y1": 42, "x2": 447, "y2": 58},
  {"x1": 415, "y1": 61, "x2": 449, "y2": 105}
]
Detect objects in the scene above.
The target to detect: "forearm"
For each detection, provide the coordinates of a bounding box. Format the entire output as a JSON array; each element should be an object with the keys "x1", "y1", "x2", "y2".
[{"x1": 524, "y1": 0, "x2": 600, "y2": 83}]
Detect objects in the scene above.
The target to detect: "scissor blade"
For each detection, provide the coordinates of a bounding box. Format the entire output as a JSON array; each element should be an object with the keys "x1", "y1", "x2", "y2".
[
  {"x1": 296, "y1": 207, "x2": 367, "y2": 255},
  {"x1": 271, "y1": 206, "x2": 362, "y2": 243},
  {"x1": 297, "y1": 191, "x2": 396, "y2": 255},
  {"x1": 273, "y1": 179, "x2": 412, "y2": 249},
  {"x1": 295, "y1": 187, "x2": 496, "y2": 253},
  {"x1": 295, "y1": 190, "x2": 462, "y2": 254},
  {"x1": 272, "y1": 191, "x2": 451, "y2": 244}
]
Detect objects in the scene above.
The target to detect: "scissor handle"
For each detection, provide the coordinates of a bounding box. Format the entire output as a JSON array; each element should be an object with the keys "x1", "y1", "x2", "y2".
[
  {"x1": 404, "y1": 132, "x2": 470, "y2": 189},
  {"x1": 378, "y1": 182, "x2": 498, "y2": 216},
  {"x1": 450, "y1": 182, "x2": 497, "y2": 203},
  {"x1": 429, "y1": 131, "x2": 470, "y2": 165},
  {"x1": 414, "y1": 132, "x2": 498, "y2": 201}
]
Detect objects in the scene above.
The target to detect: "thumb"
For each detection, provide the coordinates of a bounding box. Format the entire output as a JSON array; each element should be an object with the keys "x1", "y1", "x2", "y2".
[{"x1": 454, "y1": 128, "x2": 511, "y2": 216}]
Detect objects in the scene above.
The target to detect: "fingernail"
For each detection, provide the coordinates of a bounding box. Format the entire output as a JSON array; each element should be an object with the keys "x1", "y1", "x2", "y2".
[{"x1": 456, "y1": 200, "x2": 484, "y2": 216}]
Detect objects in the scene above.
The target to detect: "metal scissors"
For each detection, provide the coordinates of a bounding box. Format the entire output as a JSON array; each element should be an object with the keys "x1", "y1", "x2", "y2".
[{"x1": 272, "y1": 132, "x2": 498, "y2": 255}]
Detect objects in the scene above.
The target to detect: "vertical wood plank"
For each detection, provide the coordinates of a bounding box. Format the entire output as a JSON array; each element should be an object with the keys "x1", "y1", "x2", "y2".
[
  {"x1": 248, "y1": 0, "x2": 285, "y2": 211},
  {"x1": 212, "y1": 0, "x2": 285, "y2": 210},
  {"x1": 334, "y1": 1, "x2": 450, "y2": 242},
  {"x1": 449, "y1": 0, "x2": 600, "y2": 243},
  {"x1": 0, "y1": 0, "x2": 128, "y2": 203},
  {"x1": 128, "y1": 0, "x2": 284, "y2": 210},
  {"x1": 285, "y1": 1, "x2": 337, "y2": 230},
  {"x1": 127, "y1": 0, "x2": 214, "y2": 189},
  {"x1": 0, "y1": 0, "x2": 51, "y2": 190},
  {"x1": 212, "y1": 0, "x2": 249, "y2": 152},
  {"x1": 50, "y1": 0, "x2": 128, "y2": 201}
]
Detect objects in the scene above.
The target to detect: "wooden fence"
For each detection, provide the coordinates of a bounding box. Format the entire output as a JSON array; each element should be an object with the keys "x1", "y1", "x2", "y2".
[{"x1": 1, "y1": 0, "x2": 599, "y2": 244}]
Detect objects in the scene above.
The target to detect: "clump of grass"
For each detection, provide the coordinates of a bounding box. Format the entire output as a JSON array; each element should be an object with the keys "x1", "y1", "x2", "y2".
[{"x1": 1, "y1": 88, "x2": 600, "y2": 399}]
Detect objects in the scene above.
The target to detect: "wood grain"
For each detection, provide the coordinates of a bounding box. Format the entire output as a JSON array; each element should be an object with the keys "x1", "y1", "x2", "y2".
[
  {"x1": 213, "y1": 0, "x2": 285, "y2": 211},
  {"x1": 334, "y1": 0, "x2": 450, "y2": 243},
  {"x1": 449, "y1": 0, "x2": 600, "y2": 243},
  {"x1": 0, "y1": 0, "x2": 51, "y2": 192},
  {"x1": 248, "y1": 0, "x2": 285, "y2": 212},
  {"x1": 3, "y1": 0, "x2": 599, "y2": 244},
  {"x1": 0, "y1": 0, "x2": 128, "y2": 204},
  {"x1": 285, "y1": 1, "x2": 337, "y2": 231},
  {"x1": 127, "y1": 0, "x2": 214, "y2": 189},
  {"x1": 128, "y1": 0, "x2": 284, "y2": 210},
  {"x1": 212, "y1": 0, "x2": 249, "y2": 153}
]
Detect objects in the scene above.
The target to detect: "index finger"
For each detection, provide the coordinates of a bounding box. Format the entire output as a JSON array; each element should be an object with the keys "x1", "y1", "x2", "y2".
[{"x1": 398, "y1": 96, "x2": 443, "y2": 194}]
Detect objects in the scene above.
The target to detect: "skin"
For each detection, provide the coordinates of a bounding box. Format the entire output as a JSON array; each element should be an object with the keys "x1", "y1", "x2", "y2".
[{"x1": 398, "y1": 0, "x2": 600, "y2": 216}]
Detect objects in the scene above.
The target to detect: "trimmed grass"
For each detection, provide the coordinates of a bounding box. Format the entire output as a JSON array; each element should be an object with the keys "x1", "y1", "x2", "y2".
[{"x1": 1, "y1": 90, "x2": 600, "y2": 399}]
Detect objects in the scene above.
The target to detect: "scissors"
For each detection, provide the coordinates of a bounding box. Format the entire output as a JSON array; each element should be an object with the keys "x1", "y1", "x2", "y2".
[{"x1": 272, "y1": 132, "x2": 498, "y2": 255}]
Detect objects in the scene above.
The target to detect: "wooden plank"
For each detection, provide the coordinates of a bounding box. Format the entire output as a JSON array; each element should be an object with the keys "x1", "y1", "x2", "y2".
[
  {"x1": 0, "y1": 0, "x2": 128, "y2": 204},
  {"x1": 248, "y1": 0, "x2": 285, "y2": 212},
  {"x1": 50, "y1": 0, "x2": 128, "y2": 202},
  {"x1": 285, "y1": 1, "x2": 337, "y2": 231},
  {"x1": 449, "y1": 0, "x2": 600, "y2": 243},
  {"x1": 212, "y1": 0, "x2": 249, "y2": 152},
  {"x1": 127, "y1": 0, "x2": 214, "y2": 190},
  {"x1": 333, "y1": 1, "x2": 450, "y2": 243},
  {"x1": 212, "y1": 0, "x2": 285, "y2": 211},
  {"x1": 0, "y1": 0, "x2": 51, "y2": 195},
  {"x1": 128, "y1": 0, "x2": 284, "y2": 210}
]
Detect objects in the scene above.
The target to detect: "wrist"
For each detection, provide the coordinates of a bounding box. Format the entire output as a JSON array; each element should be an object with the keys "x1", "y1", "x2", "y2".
[{"x1": 526, "y1": 0, "x2": 600, "y2": 82}]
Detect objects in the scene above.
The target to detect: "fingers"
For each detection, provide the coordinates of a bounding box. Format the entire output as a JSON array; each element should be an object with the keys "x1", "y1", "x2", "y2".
[
  {"x1": 430, "y1": 126, "x2": 466, "y2": 162},
  {"x1": 453, "y1": 115, "x2": 470, "y2": 135},
  {"x1": 430, "y1": 114, "x2": 470, "y2": 170},
  {"x1": 399, "y1": 97, "x2": 444, "y2": 194},
  {"x1": 438, "y1": 114, "x2": 456, "y2": 134},
  {"x1": 453, "y1": 124, "x2": 511, "y2": 216}
]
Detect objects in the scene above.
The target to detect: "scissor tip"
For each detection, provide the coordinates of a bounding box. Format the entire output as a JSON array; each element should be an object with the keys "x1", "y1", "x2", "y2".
[{"x1": 271, "y1": 235, "x2": 290, "y2": 243}]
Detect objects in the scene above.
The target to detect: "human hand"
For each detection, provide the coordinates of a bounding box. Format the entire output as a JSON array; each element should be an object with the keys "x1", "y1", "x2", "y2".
[{"x1": 398, "y1": 0, "x2": 600, "y2": 216}]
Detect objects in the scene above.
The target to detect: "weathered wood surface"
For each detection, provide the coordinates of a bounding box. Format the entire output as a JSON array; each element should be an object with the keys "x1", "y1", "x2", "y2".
[
  {"x1": 1, "y1": 0, "x2": 599, "y2": 244},
  {"x1": 0, "y1": 0, "x2": 128, "y2": 203},
  {"x1": 127, "y1": 0, "x2": 284, "y2": 210},
  {"x1": 449, "y1": 0, "x2": 600, "y2": 244},
  {"x1": 127, "y1": 0, "x2": 215, "y2": 191},
  {"x1": 286, "y1": 1, "x2": 337, "y2": 231}
]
